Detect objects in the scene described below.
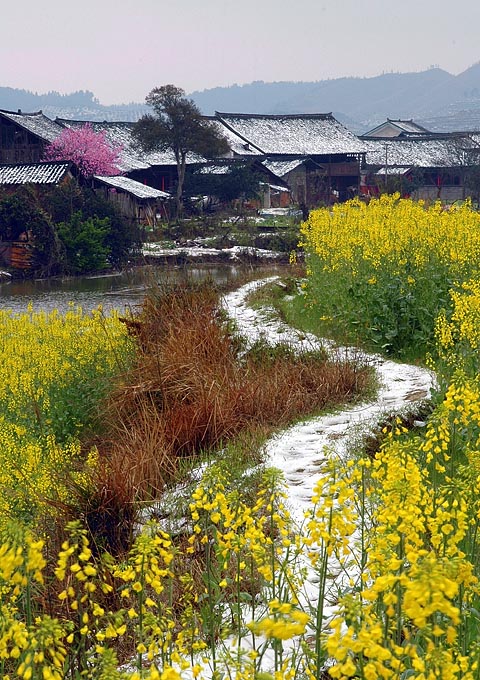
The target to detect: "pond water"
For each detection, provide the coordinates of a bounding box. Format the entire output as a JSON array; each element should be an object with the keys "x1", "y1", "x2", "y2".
[{"x1": 0, "y1": 264, "x2": 249, "y2": 316}]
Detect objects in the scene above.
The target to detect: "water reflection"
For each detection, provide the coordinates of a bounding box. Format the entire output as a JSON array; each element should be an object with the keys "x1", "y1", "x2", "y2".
[{"x1": 0, "y1": 265, "x2": 244, "y2": 315}]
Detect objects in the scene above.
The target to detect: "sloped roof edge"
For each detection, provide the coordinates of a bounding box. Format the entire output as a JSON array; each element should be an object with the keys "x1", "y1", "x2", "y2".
[
  {"x1": 214, "y1": 114, "x2": 266, "y2": 154},
  {"x1": 94, "y1": 174, "x2": 170, "y2": 199},
  {"x1": 0, "y1": 160, "x2": 73, "y2": 185}
]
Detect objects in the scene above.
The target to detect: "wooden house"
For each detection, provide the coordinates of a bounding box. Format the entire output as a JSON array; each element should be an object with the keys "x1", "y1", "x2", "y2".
[
  {"x1": 0, "y1": 109, "x2": 64, "y2": 164},
  {"x1": 360, "y1": 132, "x2": 480, "y2": 201},
  {"x1": 261, "y1": 157, "x2": 345, "y2": 206},
  {"x1": 189, "y1": 158, "x2": 290, "y2": 209},
  {"x1": 0, "y1": 113, "x2": 174, "y2": 224},
  {"x1": 92, "y1": 175, "x2": 171, "y2": 226},
  {"x1": 214, "y1": 113, "x2": 366, "y2": 205},
  {"x1": 56, "y1": 119, "x2": 184, "y2": 193},
  {"x1": 0, "y1": 160, "x2": 77, "y2": 271}
]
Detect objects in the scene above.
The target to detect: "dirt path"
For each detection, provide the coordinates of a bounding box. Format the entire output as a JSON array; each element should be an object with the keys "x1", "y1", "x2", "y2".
[{"x1": 223, "y1": 277, "x2": 434, "y2": 526}]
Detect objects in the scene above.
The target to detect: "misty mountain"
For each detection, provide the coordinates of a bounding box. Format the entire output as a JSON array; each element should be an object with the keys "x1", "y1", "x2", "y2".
[
  {"x1": 189, "y1": 65, "x2": 480, "y2": 133},
  {"x1": 0, "y1": 87, "x2": 148, "y2": 122},
  {"x1": 3, "y1": 63, "x2": 480, "y2": 132}
]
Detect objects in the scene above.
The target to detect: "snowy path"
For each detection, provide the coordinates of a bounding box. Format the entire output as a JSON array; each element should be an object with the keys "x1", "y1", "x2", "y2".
[
  {"x1": 137, "y1": 277, "x2": 437, "y2": 677},
  {"x1": 222, "y1": 277, "x2": 435, "y2": 528}
]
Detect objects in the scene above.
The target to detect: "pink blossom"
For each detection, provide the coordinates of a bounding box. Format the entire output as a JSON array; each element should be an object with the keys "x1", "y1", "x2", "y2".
[{"x1": 43, "y1": 123, "x2": 123, "y2": 177}]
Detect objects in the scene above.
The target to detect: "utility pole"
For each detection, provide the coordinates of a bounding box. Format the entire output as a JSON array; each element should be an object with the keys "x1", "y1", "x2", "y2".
[{"x1": 384, "y1": 142, "x2": 389, "y2": 192}]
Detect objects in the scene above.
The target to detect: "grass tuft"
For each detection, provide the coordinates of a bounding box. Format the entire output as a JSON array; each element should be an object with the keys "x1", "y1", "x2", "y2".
[{"x1": 64, "y1": 277, "x2": 372, "y2": 554}]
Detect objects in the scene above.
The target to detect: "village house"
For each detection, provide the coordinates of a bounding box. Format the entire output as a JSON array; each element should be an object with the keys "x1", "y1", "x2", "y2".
[
  {"x1": 360, "y1": 131, "x2": 480, "y2": 202},
  {"x1": 0, "y1": 112, "x2": 172, "y2": 226},
  {"x1": 0, "y1": 108, "x2": 371, "y2": 211},
  {"x1": 0, "y1": 160, "x2": 78, "y2": 269},
  {"x1": 213, "y1": 112, "x2": 366, "y2": 205},
  {"x1": 55, "y1": 118, "x2": 183, "y2": 194},
  {"x1": 0, "y1": 109, "x2": 64, "y2": 163},
  {"x1": 192, "y1": 157, "x2": 291, "y2": 209},
  {"x1": 60, "y1": 118, "x2": 292, "y2": 208},
  {"x1": 91, "y1": 174, "x2": 170, "y2": 227},
  {"x1": 12, "y1": 107, "x2": 480, "y2": 209}
]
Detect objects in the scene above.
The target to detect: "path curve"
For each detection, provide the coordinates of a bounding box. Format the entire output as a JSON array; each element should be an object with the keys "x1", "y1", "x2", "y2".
[{"x1": 223, "y1": 277, "x2": 435, "y2": 526}]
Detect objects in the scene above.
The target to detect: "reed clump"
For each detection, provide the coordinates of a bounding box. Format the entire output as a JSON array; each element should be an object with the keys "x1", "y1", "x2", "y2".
[{"x1": 76, "y1": 278, "x2": 371, "y2": 554}]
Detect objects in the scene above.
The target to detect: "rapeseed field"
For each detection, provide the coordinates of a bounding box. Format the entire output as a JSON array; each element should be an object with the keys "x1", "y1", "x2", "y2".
[{"x1": 3, "y1": 195, "x2": 480, "y2": 679}]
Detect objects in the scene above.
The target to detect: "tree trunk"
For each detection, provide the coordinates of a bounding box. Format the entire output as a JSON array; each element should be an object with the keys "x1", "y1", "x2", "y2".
[{"x1": 175, "y1": 153, "x2": 187, "y2": 218}]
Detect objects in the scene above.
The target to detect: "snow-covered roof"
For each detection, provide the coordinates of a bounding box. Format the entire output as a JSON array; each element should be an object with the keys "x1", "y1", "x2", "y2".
[
  {"x1": 390, "y1": 119, "x2": 430, "y2": 134},
  {"x1": 465, "y1": 133, "x2": 480, "y2": 152},
  {"x1": 265, "y1": 184, "x2": 291, "y2": 193},
  {"x1": 374, "y1": 166, "x2": 412, "y2": 176},
  {"x1": 262, "y1": 158, "x2": 309, "y2": 176},
  {"x1": 0, "y1": 110, "x2": 64, "y2": 142},
  {"x1": 364, "y1": 136, "x2": 474, "y2": 168},
  {"x1": 56, "y1": 119, "x2": 186, "y2": 172},
  {"x1": 0, "y1": 161, "x2": 71, "y2": 185},
  {"x1": 363, "y1": 119, "x2": 430, "y2": 138},
  {"x1": 198, "y1": 164, "x2": 233, "y2": 175},
  {"x1": 215, "y1": 113, "x2": 366, "y2": 155},
  {"x1": 94, "y1": 175, "x2": 170, "y2": 199},
  {"x1": 206, "y1": 118, "x2": 262, "y2": 156}
]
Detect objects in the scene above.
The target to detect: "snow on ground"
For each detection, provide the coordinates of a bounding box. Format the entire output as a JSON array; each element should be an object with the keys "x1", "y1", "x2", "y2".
[
  {"x1": 142, "y1": 243, "x2": 285, "y2": 261},
  {"x1": 223, "y1": 279, "x2": 434, "y2": 501},
  {"x1": 134, "y1": 277, "x2": 436, "y2": 677},
  {"x1": 222, "y1": 276, "x2": 435, "y2": 600}
]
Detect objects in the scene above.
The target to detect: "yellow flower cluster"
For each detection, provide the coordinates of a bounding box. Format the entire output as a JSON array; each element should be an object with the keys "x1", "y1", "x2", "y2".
[
  {"x1": 325, "y1": 403, "x2": 480, "y2": 679},
  {"x1": 435, "y1": 280, "x2": 480, "y2": 376},
  {"x1": 302, "y1": 194, "x2": 480, "y2": 276},
  {"x1": 300, "y1": 194, "x2": 480, "y2": 356},
  {"x1": 0, "y1": 304, "x2": 132, "y2": 528}
]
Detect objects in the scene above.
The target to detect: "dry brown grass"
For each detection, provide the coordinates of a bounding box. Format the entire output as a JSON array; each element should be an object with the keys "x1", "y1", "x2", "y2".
[{"x1": 66, "y1": 277, "x2": 372, "y2": 554}]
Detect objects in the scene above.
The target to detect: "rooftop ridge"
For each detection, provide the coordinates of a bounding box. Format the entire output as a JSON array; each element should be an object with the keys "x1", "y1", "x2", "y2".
[
  {"x1": 0, "y1": 108, "x2": 44, "y2": 116},
  {"x1": 0, "y1": 159, "x2": 71, "y2": 168},
  {"x1": 216, "y1": 112, "x2": 334, "y2": 120}
]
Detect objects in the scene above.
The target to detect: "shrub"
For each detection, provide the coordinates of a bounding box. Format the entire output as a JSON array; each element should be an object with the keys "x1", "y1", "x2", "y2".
[{"x1": 56, "y1": 212, "x2": 111, "y2": 273}]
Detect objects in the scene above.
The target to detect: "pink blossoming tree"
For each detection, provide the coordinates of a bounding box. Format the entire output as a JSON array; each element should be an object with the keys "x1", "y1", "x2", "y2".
[{"x1": 43, "y1": 124, "x2": 123, "y2": 177}]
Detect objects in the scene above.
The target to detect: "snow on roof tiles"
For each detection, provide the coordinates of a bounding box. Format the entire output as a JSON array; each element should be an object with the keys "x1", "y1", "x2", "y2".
[
  {"x1": 0, "y1": 110, "x2": 64, "y2": 142},
  {"x1": 206, "y1": 118, "x2": 262, "y2": 155},
  {"x1": 374, "y1": 166, "x2": 412, "y2": 176},
  {"x1": 56, "y1": 119, "x2": 182, "y2": 172},
  {"x1": 363, "y1": 119, "x2": 431, "y2": 137},
  {"x1": 0, "y1": 161, "x2": 71, "y2": 185},
  {"x1": 215, "y1": 113, "x2": 366, "y2": 155},
  {"x1": 94, "y1": 174, "x2": 170, "y2": 199},
  {"x1": 389, "y1": 119, "x2": 430, "y2": 134},
  {"x1": 364, "y1": 136, "x2": 471, "y2": 167},
  {"x1": 262, "y1": 158, "x2": 308, "y2": 176}
]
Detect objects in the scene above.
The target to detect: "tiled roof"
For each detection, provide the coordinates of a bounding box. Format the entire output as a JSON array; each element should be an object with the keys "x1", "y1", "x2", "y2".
[
  {"x1": 0, "y1": 161, "x2": 71, "y2": 185},
  {"x1": 363, "y1": 119, "x2": 431, "y2": 137},
  {"x1": 198, "y1": 164, "x2": 233, "y2": 175},
  {"x1": 388, "y1": 119, "x2": 430, "y2": 134},
  {"x1": 56, "y1": 119, "x2": 182, "y2": 172},
  {"x1": 94, "y1": 175, "x2": 170, "y2": 199},
  {"x1": 215, "y1": 113, "x2": 366, "y2": 155},
  {"x1": 206, "y1": 118, "x2": 262, "y2": 156},
  {"x1": 0, "y1": 110, "x2": 64, "y2": 142},
  {"x1": 374, "y1": 166, "x2": 412, "y2": 176},
  {"x1": 262, "y1": 158, "x2": 308, "y2": 176},
  {"x1": 197, "y1": 158, "x2": 262, "y2": 175},
  {"x1": 364, "y1": 136, "x2": 473, "y2": 167}
]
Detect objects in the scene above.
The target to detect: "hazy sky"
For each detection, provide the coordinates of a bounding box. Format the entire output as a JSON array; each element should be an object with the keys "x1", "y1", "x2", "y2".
[{"x1": 2, "y1": 0, "x2": 480, "y2": 105}]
